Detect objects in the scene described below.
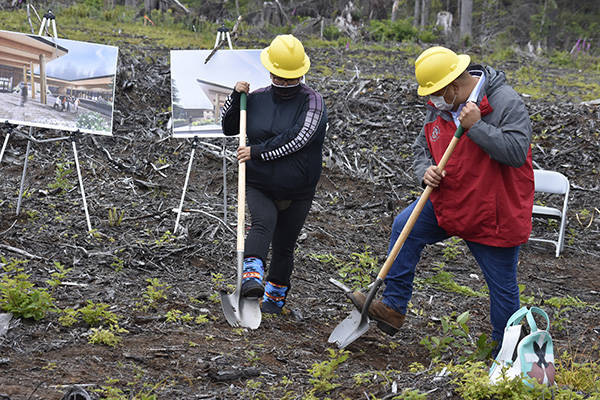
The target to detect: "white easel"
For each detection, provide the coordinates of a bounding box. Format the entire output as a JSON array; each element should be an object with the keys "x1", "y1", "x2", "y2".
[
  {"x1": 0, "y1": 10, "x2": 93, "y2": 232},
  {"x1": 173, "y1": 23, "x2": 235, "y2": 234}
]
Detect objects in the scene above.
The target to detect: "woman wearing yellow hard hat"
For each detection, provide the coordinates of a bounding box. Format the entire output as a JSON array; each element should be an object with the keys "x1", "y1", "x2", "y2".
[
  {"x1": 349, "y1": 45, "x2": 534, "y2": 358},
  {"x1": 221, "y1": 34, "x2": 327, "y2": 315}
]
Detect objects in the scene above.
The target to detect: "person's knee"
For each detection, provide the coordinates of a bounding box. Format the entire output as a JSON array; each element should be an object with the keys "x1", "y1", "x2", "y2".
[{"x1": 392, "y1": 212, "x2": 409, "y2": 232}]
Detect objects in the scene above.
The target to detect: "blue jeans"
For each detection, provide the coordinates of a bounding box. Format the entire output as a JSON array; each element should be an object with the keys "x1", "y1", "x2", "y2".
[{"x1": 382, "y1": 198, "x2": 520, "y2": 345}]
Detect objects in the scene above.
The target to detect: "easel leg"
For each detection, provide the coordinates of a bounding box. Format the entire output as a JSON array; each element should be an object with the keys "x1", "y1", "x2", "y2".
[
  {"x1": 0, "y1": 133, "x2": 9, "y2": 164},
  {"x1": 222, "y1": 137, "x2": 227, "y2": 224},
  {"x1": 174, "y1": 140, "x2": 197, "y2": 233},
  {"x1": 16, "y1": 127, "x2": 34, "y2": 216},
  {"x1": 71, "y1": 139, "x2": 92, "y2": 232}
]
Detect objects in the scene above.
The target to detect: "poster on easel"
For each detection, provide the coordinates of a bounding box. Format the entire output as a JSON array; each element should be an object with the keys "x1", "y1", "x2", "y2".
[
  {"x1": 0, "y1": 29, "x2": 118, "y2": 136},
  {"x1": 170, "y1": 49, "x2": 271, "y2": 138}
]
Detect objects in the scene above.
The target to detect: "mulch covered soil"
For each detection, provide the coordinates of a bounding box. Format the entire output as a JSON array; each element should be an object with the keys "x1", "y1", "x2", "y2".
[{"x1": 0, "y1": 42, "x2": 599, "y2": 399}]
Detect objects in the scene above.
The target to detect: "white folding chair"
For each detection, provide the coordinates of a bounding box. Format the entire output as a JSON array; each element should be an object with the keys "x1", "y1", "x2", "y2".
[{"x1": 529, "y1": 169, "x2": 570, "y2": 257}]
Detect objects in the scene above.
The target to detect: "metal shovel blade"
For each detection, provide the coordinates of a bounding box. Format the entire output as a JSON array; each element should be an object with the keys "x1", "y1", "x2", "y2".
[
  {"x1": 221, "y1": 290, "x2": 242, "y2": 327},
  {"x1": 328, "y1": 279, "x2": 383, "y2": 348},
  {"x1": 328, "y1": 308, "x2": 370, "y2": 349},
  {"x1": 221, "y1": 251, "x2": 262, "y2": 329},
  {"x1": 221, "y1": 291, "x2": 261, "y2": 329}
]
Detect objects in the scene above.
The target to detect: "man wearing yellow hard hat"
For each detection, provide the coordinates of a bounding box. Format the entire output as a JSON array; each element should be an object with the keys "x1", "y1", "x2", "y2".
[
  {"x1": 221, "y1": 34, "x2": 327, "y2": 314},
  {"x1": 350, "y1": 46, "x2": 534, "y2": 354}
]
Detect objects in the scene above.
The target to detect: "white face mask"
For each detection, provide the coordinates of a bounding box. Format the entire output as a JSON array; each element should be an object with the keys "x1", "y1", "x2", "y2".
[
  {"x1": 430, "y1": 95, "x2": 453, "y2": 111},
  {"x1": 430, "y1": 86, "x2": 456, "y2": 111}
]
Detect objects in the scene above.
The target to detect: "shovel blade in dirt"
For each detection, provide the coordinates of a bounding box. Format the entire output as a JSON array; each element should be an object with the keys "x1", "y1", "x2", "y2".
[
  {"x1": 221, "y1": 291, "x2": 261, "y2": 329},
  {"x1": 328, "y1": 279, "x2": 381, "y2": 348},
  {"x1": 328, "y1": 309, "x2": 370, "y2": 348}
]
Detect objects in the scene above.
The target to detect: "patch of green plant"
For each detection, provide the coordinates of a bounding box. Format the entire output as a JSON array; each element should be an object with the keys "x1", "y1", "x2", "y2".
[
  {"x1": 447, "y1": 356, "x2": 599, "y2": 399},
  {"x1": 165, "y1": 309, "x2": 182, "y2": 322},
  {"x1": 88, "y1": 324, "x2": 128, "y2": 347},
  {"x1": 195, "y1": 314, "x2": 209, "y2": 324},
  {"x1": 154, "y1": 230, "x2": 175, "y2": 246},
  {"x1": 141, "y1": 278, "x2": 169, "y2": 310},
  {"x1": 310, "y1": 248, "x2": 379, "y2": 291},
  {"x1": 323, "y1": 24, "x2": 342, "y2": 41},
  {"x1": 25, "y1": 210, "x2": 39, "y2": 221},
  {"x1": 424, "y1": 262, "x2": 486, "y2": 297},
  {"x1": 556, "y1": 351, "x2": 600, "y2": 393},
  {"x1": 111, "y1": 256, "x2": 125, "y2": 272},
  {"x1": 420, "y1": 311, "x2": 496, "y2": 363},
  {"x1": 545, "y1": 295, "x2": 598, "y2": 310},
  {"x1": 0, "y1": 257, "x2": 55, "y2": 320},
  {"x1": 108, "y1": 207, "x2": 124, "y2": 226},
  {"x1": 47, "y1": 160, "x2": 74, "y2": 194},
  {"x1": 79, "y1": 300, "x2": 119, "y2": 326},
  {"x1": 518, "y1": 284, "x2": 535, "y2": 305},
  {"x1": 59, "y1": 307, "x2": 79, "y2": 327},
  {"x1": 442, "y1": 237, "x2": 463, "y2": 261},
  {"x1": 45, "y1": 261, "x2": 72, "y2": 291},
  {"x1": 393, "y1": 389, "x2": 427, "y2": 399},
  {"x1": 95, "y1": 375, "x2": 162, "y2": 400},
  {"x1": 306, "y1": 349, "x2": 349, "y2": 395},
  {"x1": 367, "y1": 18, "x2": 420, "y2": 42}
]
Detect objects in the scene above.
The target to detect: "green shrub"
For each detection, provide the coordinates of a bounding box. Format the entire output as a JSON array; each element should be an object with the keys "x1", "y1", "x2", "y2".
[
  {"x1": 323, "y1": 24, "x2": 342, "y2": 41},
  {"x1": 0, "y1": 257, "x2": 55, "y2": 320},
  {"x1": 368, "y1": 18, "x2": 419, "y2": 42}
]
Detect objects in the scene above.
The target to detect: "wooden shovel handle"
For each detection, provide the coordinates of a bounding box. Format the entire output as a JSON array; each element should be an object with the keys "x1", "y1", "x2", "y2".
[
  {"x1": 377, "y1": 125, "x2": 464, "y2": 280},
  {"x1": 237, "y1": 93, "x2": 247, "y2": 252}
]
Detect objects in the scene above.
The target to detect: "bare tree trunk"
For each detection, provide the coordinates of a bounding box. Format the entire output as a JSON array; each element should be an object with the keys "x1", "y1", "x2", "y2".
[
  {"x1": 413, "y1": 0, "x2": 421, "y2": 27},
  {"x1": 125, "y1": 0, "x2": 137, "y2": 6},
  {"x1": 105, "y1": 0, "x2": 115, "y2": 9},
  {"x1": 459, "y1": 0, "x2": 472, "y2": 42},
  {"x1": 391, "y1": 0, "x2": 400, "y2": 21},
  {"x1": 420, "y1": 0, "x2": 430, "y2": 28},
  {"x1": 144, "y1": 0, "x2": 158, "y2": 14}
]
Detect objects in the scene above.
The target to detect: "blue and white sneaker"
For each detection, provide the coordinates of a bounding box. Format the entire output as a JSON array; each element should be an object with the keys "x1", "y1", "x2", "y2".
[{"x1": 241, "y1": 257, "x2": 264, "y2": 298}]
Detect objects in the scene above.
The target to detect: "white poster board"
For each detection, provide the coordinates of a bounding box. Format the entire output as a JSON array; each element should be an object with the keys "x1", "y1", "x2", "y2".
[
  {"x1": 0, "y1": 29, "x2": 118, "y2": 136},
  {"x1": 170, "y1": 49, "x2": 271, "y2": 138}
]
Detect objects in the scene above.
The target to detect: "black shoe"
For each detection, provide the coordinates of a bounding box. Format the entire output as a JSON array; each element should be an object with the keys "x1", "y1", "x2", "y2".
[
  {"x1": 261, "y1": 300, "x2": 283, "y2": 314},
  {"x1": 241, "y1": 279, "x2": 264, "y2": 298}
]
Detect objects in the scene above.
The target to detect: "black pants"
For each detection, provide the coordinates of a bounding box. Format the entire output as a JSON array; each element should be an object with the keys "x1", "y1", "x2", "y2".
[{"x1": 245, "y1": 185, "x2": 313, "y2": 287}]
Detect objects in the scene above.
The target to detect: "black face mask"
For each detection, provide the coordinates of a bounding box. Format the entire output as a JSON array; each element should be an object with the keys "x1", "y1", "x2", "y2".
[{"x1": 272, "y1": 84, "x2": 301, "y2": 100}]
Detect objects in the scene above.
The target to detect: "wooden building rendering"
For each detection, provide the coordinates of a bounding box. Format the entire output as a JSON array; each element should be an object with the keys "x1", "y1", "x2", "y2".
[{"x1": 0, "y1": 30, "x2": 68, "y2": 104}]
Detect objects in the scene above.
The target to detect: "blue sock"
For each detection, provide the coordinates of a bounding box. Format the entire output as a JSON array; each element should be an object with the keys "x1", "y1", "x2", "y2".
[{"x1": 242, "y1": 257, "x2": 264, "y2": 284}]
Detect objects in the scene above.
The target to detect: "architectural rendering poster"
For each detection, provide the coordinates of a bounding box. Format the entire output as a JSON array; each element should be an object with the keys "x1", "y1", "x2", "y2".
[
  {"x1": 170, "y1": 49, "x2": 271, "y2": 138},
  {"x1": 0, "y1": 29, "x2": 118, "y2": 136}
]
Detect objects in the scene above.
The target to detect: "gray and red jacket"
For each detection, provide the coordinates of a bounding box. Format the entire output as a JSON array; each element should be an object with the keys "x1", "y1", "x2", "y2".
[
  {"x1": 412, "y1": 65, "x2": 534, "y2": 247},
  {"x1": 221, "y1": 84, "x2": 327, "y2": 200}
]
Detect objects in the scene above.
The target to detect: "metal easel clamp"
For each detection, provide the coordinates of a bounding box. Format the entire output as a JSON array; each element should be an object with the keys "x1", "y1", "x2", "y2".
[
  {"x1": 70, "y1": 129, "x2": 83, "y2": 143},
  {"x1": 38, "y1": 9, "x2": 58, "y2": 39},
  {"x1": 215, "y1": 23, "x2": 233, "y2": 50}
]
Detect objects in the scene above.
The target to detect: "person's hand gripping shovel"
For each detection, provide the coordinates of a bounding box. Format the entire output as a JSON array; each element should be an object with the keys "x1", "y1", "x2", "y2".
[
  {"x1": 328, "y1": 124, "x2": 465, "y2": 348},
  {"x1": 221, "y1": 93, "x2": 261, "y2": 329}
]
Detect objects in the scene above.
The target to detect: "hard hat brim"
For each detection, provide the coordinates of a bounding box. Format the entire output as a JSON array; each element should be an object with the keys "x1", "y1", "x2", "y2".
[
  {"x1": 417, "y1": 54, "x2": 471, "y2": 96},
  {"x1": 260, "y1": 47, "x2": 310, "y2": 79}
]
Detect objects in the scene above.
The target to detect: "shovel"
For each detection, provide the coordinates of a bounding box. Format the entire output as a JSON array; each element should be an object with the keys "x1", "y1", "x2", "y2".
[
  {"x1": 221, "y1": 93, "x2": 261, "y2": 329},
  {"x1": 329, "y1": 125, "x2": 465, "y2": 348}
]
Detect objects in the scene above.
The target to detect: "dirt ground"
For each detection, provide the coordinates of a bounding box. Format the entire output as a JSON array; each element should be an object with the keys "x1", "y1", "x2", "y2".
[{"x1": 0, "y1": 42, "x2": 599, "y2": 399}]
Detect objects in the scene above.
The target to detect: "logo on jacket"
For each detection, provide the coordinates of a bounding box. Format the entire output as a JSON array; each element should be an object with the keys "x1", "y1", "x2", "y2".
[{"x1": 431, "y1": 126, "x2": 440, "y2": 142}]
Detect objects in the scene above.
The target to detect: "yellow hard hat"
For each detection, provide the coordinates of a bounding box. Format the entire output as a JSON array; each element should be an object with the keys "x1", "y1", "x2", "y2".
[
  {"x1": 260, "y1": 34, "x2": 310, "y2": 79},
  {"x1": 415, "y1": 46, "x2": 470, "y2": 96}
]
